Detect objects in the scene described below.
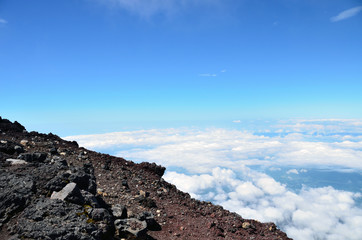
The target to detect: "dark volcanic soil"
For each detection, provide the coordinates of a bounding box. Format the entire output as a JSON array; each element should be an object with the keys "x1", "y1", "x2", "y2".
[{"x1": 0, "y1": 117, "x2": 292, "y2": 240}]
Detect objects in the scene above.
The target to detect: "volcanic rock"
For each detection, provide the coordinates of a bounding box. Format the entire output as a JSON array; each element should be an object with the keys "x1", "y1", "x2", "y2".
[{"x1": 0, "y1": 172, "x2": 34, "y2": 226}]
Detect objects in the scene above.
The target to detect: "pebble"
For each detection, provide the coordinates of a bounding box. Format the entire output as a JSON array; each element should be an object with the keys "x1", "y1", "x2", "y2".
[{"x1": 242, "y1": 222, "x2": 251, "y2": 229}]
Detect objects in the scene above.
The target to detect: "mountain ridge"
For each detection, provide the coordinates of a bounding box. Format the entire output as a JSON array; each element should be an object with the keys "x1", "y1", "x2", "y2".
[{"x1": 0, "y1": 116, "x2": 291, "y2": 240}]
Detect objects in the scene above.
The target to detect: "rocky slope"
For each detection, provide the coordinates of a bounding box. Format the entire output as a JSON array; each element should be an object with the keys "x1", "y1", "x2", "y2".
[{"x1": 0, "y1": 117, "x2": 292, "y2": 240}]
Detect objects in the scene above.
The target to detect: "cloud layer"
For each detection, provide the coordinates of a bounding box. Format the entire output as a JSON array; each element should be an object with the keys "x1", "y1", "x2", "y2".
[
  {"x1": 165, "y1": 168, "x2": 362, "y2": 240},
  {"x1": 66, "y1": 120, "x2": 362, "y2": 172},
  {"x1": 65, "y1": 119, "x2": 362, "y2": 240}
]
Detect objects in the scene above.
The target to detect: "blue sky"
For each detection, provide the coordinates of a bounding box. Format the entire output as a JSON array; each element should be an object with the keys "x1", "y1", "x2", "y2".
[{"x1": 1, "y1": 0, "x2": 362, "y2": 135}]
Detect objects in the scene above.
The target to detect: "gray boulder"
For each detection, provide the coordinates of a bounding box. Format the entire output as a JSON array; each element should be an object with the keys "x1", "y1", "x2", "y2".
[
  {"x1": 51, "y1": 182, "x2": 84, "y2": 205},
  {"x1": 114, "y1": 218, "x2": 147, "y2": 238}
]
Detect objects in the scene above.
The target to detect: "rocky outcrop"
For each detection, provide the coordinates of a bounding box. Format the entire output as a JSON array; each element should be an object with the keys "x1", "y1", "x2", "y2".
[
  {"x1": 13, "y1": 198, "x2": 110, "y2": 240},
  {"x1": 0, "y1": 172, "x2": 34, "y2": 226},
  {"x1": 0, "y1": 117, "x2": 292, "y2": 240},
  {"x1": 0, "y1": 117, "x2": 25, "y2": 133}
]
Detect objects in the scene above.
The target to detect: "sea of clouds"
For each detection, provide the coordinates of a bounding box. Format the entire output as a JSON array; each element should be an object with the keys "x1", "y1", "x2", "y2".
[{"x1": 65, "y1": 119, "x2": 362, "y2": 240}]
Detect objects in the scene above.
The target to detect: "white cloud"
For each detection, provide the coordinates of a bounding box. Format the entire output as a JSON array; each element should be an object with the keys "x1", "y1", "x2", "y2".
[
  {"x1": 199, "y1": 73, "x2": 217, "y2": 77},
  {"x1": 97, "y1": 0, "x2": 220, "y2": 18},
  {"x1": 331, "y1": 6, "x2": 362, "y2": 22},
  {"x1": 113, "y1": 0, "x2": 179, "y2": 17},
  {"x1": 274, "y1": 119, "x2": 362, "y2": 135},
  {"x1": 269, "y1": 167, "x2": 281, "y2": 171},
  {"x1": 287, "y1": 169, "x2": 299, "y2": 174},
  {"x1": 256, "y1": 176, "x2": 286, "y2": 195},
  {"x1": 232, "y1": 120, "x2": 241, "y2": 123},
  {"x1": 0, "y1": 18, "x2": 7, "y2": 24}
]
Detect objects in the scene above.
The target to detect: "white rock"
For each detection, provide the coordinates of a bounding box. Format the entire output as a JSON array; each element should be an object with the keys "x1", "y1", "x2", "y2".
[
  {"x1": 14, "y1": 145, "x2": 22, "y2": 151},
  {"x1": 51, "y1": 182, "x2": 77, "y2": 201},
  {"x1": 6, "y1": 159, "x2": 28, "y2": 165},
  {"x1": 20, "y1": 140, "x2": 29, "y2": 146}
]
